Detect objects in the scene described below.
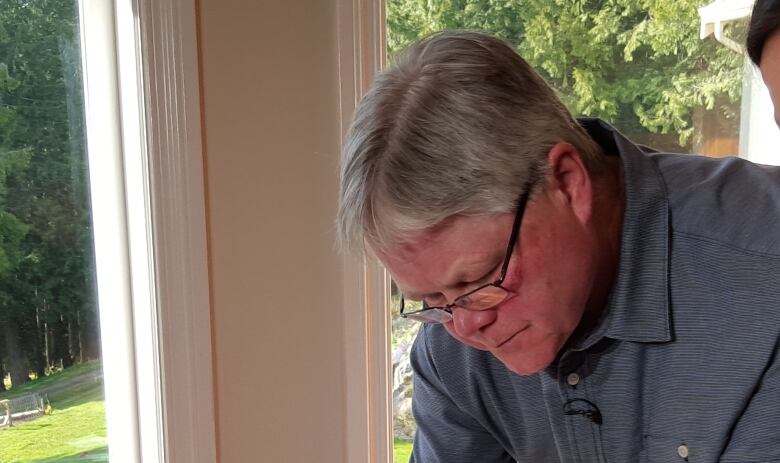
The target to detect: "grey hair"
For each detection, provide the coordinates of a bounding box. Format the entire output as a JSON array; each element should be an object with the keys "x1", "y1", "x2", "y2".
[{"x1": 337, "y1": 30, "x2": 604, "y2": 253}]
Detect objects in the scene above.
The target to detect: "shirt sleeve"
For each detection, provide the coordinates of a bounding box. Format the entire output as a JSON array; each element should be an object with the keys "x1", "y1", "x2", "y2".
[
  {"x1": 719, "y1": 337, "x2": 780, "y2": 462},
  {"x1": 409, "y1": 326, "x2": 515, "y2": 463}
]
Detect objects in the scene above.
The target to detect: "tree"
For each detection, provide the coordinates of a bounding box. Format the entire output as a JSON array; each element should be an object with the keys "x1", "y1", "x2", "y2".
[
  {"x1": 0, "y1": 61, "x2": 33, "y2": 388},
  {"x1": 387, "y1": 0, "x2": 745, "y2": 149},
  {"x1": 0, "y1": 0, "x2": 98, "y2": 387}
]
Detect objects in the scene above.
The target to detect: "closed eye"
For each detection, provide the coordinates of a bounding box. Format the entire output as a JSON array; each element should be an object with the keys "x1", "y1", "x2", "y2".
[
  {"x1": 449, "y1": 263, "x2": 502, "y2": 298},
  {"x1": 411, "y1": 260, "x2": 503, "y2": 307},
  {"x1": 469, "y1": 263, "x2": 501, "y2": 287}
]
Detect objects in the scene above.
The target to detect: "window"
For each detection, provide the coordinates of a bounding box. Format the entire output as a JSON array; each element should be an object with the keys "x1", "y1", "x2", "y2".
[
  {"x1": 0, "y1": 0, "x2": 216, "y2": 461},
  {"x1": 338, "y1": 2, "x2": 393, "y2": 463},
  {"x1": 383, "y1": 0, "x2": 779, "y2": 460},
  {"x1": 0, "y1": 1, "x2": 108, "y2": 460}
]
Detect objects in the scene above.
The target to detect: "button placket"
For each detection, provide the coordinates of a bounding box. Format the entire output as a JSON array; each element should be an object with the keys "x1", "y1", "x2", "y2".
[{"x1": 557, "y1": 353, "x2": 607, "y2": 463}]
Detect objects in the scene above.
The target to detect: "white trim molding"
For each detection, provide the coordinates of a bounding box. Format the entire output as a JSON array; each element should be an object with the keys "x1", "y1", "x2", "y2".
[
  {"x1": 80, "y1": 1, "x2": 142, "y2": 460},
  {"x1": 133, "y1": 0, "x2": 218, "y2": 461},
  {"x1": 82, "y1": 0, "x2": 216, "y2": 461},
  {"x1": 337, "y1": 1, "x2": 392, "y2": 462}
]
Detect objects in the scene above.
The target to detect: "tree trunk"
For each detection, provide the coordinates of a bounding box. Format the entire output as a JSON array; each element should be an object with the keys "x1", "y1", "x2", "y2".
[
  {"x1": 64, "y1": 317, "x2": 74, "y2": 368},
  {"x1": 76, "y1": 309, "x2": 83, "y2": 364},
  {"x1": 67, "y1": 318, "x2": 73, "y2": 362},
  {"x1": 53, "y1": 315, "x2": 73, "y2": 368},
  {"x1": 33, "y1": 305, "x2": 47, "y2": 378},
  {"x1": 44, "y1": 321, "x2": 50, "y2": 371},
  {"x1": 0, "y1": 360, "x2": 6, "y2": 391},
  {"x1": 3, "y1": 323, "x2": 29, "y2": 388},
  {"x1": 41, "y1": 298, "x2": 51, "y2": 372}
]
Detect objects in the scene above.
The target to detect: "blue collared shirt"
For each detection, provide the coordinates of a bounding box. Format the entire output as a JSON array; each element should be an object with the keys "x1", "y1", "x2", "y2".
[{"x1": 409, "y1": 119, "x2": 780, "y2": 463}]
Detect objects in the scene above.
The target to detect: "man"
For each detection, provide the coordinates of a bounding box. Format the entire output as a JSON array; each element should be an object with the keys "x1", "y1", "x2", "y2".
[
  {"x1": 338, "y1": 31, "x2": 780, "y2": 462},
  {"x1": 748, "y1": 0, "x2": 780, "y2": 124}
]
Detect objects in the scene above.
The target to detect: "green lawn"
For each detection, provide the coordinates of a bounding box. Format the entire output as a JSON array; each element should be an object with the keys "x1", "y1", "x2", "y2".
[
  {"x1": 1, "y1": 362, "x2": 102, "y2": 401},
  {"x1": 0, "y1": 362, "x2": 107, "y2": 463},
  {"x1": 394, "y1": 438, "x2": 413, "y2": 463}
]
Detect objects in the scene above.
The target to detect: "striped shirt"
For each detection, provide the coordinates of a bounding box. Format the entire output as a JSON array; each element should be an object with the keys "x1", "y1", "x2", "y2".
[{"x1": 409, "y1": 119, "x2": 780, "y2": 463}]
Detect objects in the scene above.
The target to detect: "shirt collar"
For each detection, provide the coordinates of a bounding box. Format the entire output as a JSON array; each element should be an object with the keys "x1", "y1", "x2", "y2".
[{"x1": 574, "y1": 119, "x2": 672, "y2": 348}]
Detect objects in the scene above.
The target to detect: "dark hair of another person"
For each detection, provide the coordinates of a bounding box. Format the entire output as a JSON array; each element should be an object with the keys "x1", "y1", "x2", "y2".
[{"x1": 747, "y1": 0, "x2": 780, "y2": 65}]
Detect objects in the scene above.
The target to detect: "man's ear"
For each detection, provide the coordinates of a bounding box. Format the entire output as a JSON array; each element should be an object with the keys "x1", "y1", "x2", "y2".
[{"x1": 545, "y1": 142, "x2": 593, "y2": 225}]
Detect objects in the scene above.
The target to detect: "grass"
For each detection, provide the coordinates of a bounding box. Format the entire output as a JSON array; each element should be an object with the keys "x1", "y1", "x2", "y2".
[
  {"x1": 394, "y1": 438, "x2": 413, "y2": 463},
  {"x1": 0, "y1": 362, "x2": 107, "y2": 463},
  {"x1": 4, "y1": 361, "x2": 409, "y2": 462}
]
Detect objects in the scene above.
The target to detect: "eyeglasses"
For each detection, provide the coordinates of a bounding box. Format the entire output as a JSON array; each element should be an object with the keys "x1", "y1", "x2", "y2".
[{"x1": 399, "y1": 188, "x2": 531, "y2": 324}]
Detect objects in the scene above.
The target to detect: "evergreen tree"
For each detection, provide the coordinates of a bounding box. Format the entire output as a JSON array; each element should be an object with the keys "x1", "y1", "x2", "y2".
[
  {"x1": 387, "y1": 0, "x2": 745, "y2": 149},
  {"x1": 0, "y1": 0, "x2": 98, "y2": 387}
]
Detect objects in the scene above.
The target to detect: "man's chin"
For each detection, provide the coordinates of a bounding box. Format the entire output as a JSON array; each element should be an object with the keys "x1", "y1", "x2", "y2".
[{"x1": 496, "y1": 351, "x2": 555, "y2": 376}]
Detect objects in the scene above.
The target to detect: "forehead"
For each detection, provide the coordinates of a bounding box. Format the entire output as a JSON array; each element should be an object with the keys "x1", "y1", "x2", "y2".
[
  {"x1": 377, "y1": 214, "x2": 512, "y2": 294},
  {"x1": 391, "y1": 215, "x2": 504, "y2": 259}
]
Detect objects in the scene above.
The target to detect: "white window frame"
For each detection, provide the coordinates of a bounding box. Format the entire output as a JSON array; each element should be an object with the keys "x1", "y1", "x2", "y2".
[
  {"x1": 80, "y1": 0, "x2": 216, "y2": 461},
  {"x1": 338, "y1": 1, "x2": 394, "y2": 462}
]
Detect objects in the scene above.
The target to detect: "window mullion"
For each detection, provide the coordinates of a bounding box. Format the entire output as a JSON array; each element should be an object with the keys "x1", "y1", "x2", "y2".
[{"x1": 79, "y1": 0, "x2": 143, "y2": 461}]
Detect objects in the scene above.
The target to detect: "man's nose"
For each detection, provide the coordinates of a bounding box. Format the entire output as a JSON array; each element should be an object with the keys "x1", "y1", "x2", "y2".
[{"x1": 450, "y1": 305, "x2": 498, "y2": 339}]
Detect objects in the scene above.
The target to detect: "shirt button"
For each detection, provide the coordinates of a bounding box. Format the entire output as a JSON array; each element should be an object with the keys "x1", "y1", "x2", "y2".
[
  {"x1": 566, "y1": 372, "x2": 580, "y2": 386},
  {"x1": 677, "y1": 444, "x2": 689, "y2": 459}
]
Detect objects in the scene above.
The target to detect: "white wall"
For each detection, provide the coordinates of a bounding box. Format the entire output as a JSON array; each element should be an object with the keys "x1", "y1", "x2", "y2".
[
  {"x1": 198, "y1": 1, "x2": 347, "y2": 460},
  {"x1": 740, "y1": 61, "x2": 780, "y2": 165}
]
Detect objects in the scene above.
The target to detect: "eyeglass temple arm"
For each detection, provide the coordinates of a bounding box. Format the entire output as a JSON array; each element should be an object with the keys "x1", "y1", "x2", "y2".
[{"x1": 498, "y1": 189, "x2": 530, "y2": 282}]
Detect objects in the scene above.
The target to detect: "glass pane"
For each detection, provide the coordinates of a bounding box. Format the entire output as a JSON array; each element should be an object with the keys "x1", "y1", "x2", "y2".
[
  {"x1": 387, "y1": 0, "x2": 777, "y2": 459},
  {"x1": 385, "y1": 0, "x2": 780, "y2": 161},
  {"x1": 390, "y1": 281, "x2": 418, "y2": 461},
  {"x1": 0, "y1": 1, "x2": 108, "y2": 461}
]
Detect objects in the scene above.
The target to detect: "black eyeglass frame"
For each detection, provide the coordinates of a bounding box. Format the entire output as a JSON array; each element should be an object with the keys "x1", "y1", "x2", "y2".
[{"x1": 399, "y1": 187, "x2": 532, "y2": 323}]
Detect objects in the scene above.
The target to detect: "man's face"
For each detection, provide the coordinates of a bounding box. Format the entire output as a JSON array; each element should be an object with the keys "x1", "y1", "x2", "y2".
[
  {"x1": 761, "y1": 31, "x2": 780, "y2": 127},
  {"x1": 379, "y1": 185, "x2": 600, "y2": 376}
]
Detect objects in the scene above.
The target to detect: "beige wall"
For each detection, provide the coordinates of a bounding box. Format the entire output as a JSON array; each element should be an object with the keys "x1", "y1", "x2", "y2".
[{"x1": 198, "y1": 1, "x2": 346, "y2": 461}]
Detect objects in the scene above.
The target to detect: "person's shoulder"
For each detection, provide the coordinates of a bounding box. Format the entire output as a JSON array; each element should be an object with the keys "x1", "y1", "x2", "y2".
[{"x1": 650, "y1": 153, "x2": 780, "y2": 256}]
